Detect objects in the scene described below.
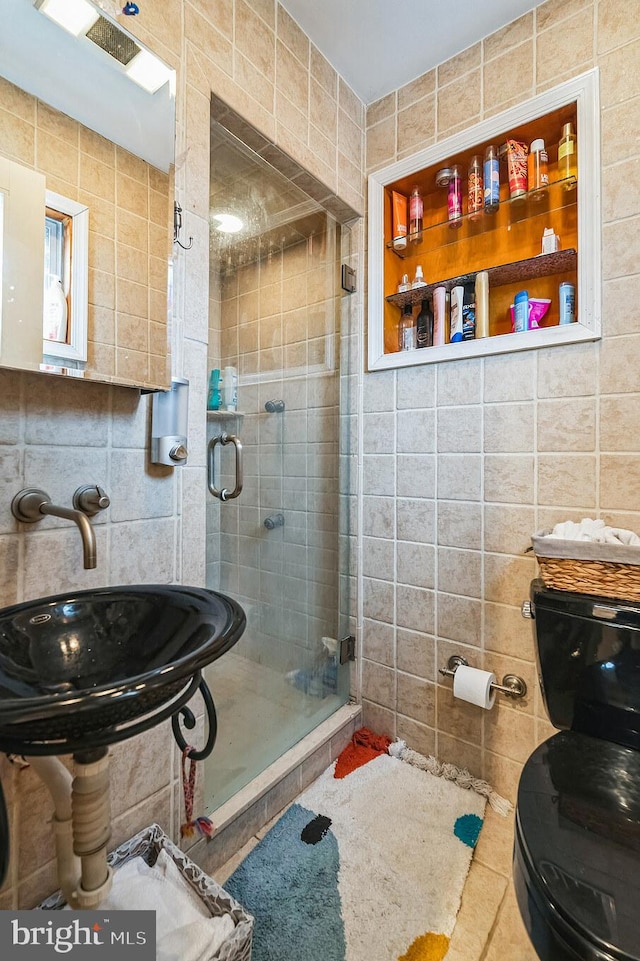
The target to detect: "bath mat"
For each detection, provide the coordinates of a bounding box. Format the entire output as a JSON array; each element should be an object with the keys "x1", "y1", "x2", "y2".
[{"x1": 225, "y1": 748, "x2": 486, "y2": 961}]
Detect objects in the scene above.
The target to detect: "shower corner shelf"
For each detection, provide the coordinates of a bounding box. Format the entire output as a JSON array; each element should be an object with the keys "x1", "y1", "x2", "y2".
[{"x1": 207, "y1": 410, "x2": 245, "y2": 419}]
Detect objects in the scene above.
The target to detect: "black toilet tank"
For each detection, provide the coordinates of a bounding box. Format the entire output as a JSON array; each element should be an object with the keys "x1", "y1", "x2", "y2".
[{"x1": 531, "y1": 579, "x2": 640, "y2": 752}]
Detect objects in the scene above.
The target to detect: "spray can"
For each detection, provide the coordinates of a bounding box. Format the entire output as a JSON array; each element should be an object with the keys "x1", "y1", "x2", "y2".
[
  {"x1": 559, "y1": 282, "x2": 575, "y2": 324},
  {"x1": 432, "y1": 287, "x2": 447, "y2": 346},
  {"x1": 513, "y1": 290, "x2": 529, "y2": 333},
  {"x1": 484, "y1": 145, "x2": 500, "y2": 213},
  {"x1": 450, "y1": 285, "x2": 464, "y2": 342}
]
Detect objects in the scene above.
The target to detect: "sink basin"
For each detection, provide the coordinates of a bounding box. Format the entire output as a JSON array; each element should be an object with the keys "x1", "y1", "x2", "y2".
[{"x1": 0, "y1": 585, "x2": 245, "y2": 755}]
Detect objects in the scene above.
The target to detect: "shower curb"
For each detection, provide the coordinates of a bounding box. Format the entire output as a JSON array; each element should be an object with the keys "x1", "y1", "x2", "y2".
[{"x1": 186, "y1": 703, "x2": 361, "y2": 876}]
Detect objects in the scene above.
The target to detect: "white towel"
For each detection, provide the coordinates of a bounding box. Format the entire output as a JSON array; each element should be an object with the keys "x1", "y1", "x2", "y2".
[
  {"x1": 546, "y1": 518, "x2": 640, "y2": 546},
  {"x1": 66, "y1": 851, "x2": 236, "y2": 961}
]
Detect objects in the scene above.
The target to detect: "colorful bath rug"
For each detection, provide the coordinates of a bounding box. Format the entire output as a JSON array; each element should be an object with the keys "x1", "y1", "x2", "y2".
[{"x1": 225, "y1": 749, "x2": 486, "y2": 961}]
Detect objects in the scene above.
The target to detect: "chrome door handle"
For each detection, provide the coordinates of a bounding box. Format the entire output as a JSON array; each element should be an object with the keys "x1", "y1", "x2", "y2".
[{"x1": 208, "y1": 433, "x2": 243, "y2": 501}]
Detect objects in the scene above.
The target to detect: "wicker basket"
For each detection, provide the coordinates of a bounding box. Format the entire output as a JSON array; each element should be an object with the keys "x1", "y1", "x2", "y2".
[
  {"x1": 37, "y1": 823, "x2": 253, "y2": 961},
  {"x1": 531, "y1": 531, "x2": 640, "y2": 602}
]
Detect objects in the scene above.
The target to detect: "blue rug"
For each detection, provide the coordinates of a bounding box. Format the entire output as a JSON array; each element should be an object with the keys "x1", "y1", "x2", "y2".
[{"x1": 224, "y1": 754, "x2": 486, "y2": 961}]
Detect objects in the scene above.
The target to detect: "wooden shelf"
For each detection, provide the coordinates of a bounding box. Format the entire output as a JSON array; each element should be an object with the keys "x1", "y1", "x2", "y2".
[{"x1": 386, "y1": 248, "x2": 577, "y2": 309}]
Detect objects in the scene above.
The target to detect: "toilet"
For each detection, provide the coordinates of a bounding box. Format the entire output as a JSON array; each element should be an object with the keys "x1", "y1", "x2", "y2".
[{"x1": 514, "y1": 579, "x2": 640, "y2": 961}]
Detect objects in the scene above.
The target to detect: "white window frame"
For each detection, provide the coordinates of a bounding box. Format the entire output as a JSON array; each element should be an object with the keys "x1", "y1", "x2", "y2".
[{"x1": 43, "y1": 190, "x2": 89, "y2": 364}]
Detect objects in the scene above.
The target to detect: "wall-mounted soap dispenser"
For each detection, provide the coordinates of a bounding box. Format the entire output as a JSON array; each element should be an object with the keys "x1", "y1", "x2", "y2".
[{"x1": 151, "y1": 377, "x2": 189, "y2": 465}]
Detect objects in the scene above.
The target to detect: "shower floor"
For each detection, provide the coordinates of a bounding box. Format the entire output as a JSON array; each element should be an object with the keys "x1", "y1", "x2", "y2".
[{"x1": 204, "y1": 651, "x2": 344, "y2": 812}]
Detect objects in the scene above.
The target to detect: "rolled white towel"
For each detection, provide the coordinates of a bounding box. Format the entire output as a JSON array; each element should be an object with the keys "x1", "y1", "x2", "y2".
[{"x1": 546, "y1": 517, "x2": 640, "y2": 546}]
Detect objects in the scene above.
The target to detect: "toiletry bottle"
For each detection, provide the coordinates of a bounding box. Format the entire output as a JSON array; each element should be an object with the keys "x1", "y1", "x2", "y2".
[
  {"x1": 207, "y1": 369, "x2": 221, "y2": 411},
  {"x1": 484, "y1": 145, "x2": 500, "y2": 213},
  {"x1": 432, "y1": 287, "x2": 446, "y2": 346},
  {"x1": 448, "y1": 164, "x2": 463, "y2": 228},
  {"x1": 398, "y1": 304, "x2": 417, "y2": 351},
  {"x1": 398, "y1": 273, "x2": 411, "y2": 293},
  {"x1": 449, "y1": 285, "x2": 464, "y2": 342},
  {"x1": 392, "y1": 190, "x2": 408, "y2": 251},
  {"x1": 528, "y1": 139, "x2": 549, "y2": 200},
  {"x1": 409, "y1": 185, "x2": 423, "y2": 244},
  {"x1": 475, "y1": 272, "x2": 489, "y2": 338},
  {"x1": 514, "y1": 290, "x2": 529, "y2": 333},
  {"x1": 223, "y1": 365, "x2": 238, "y2": 410},
  {"x1": 462, "y1": 283, "x2": 476, "y2": 340},
  {"x1": 558, "y1": 122, "x2": 577, "y2": 187},
  {"x1": 559, "y1": 282, "x2": 575, "y2": 324},
  {"x1": 412, "y1": 265, "x2": 427, "y2": 289},
  {"x1": 468, "y1": 154, "x2": 483, "y2": 220},
  {"x1": 416, "y1": 299, "x2": 433, "y2": 348},
  {"x1": 506, "y1": 139, "x2": 528, "y2": 199}
]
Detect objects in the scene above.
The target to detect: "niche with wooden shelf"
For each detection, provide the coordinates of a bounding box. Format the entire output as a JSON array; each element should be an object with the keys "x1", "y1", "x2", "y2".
[{"x1": 367, "y1": 70, "x2": 601, "y2": 370}]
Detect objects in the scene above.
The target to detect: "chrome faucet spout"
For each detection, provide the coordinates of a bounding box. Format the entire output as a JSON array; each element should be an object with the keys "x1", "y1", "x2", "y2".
[
  {"x1": 40, "y1": 502, "x2": 97, "y2": 569},
  {"x1": 10, "y1": 488, "x2": 104, "y2": 570}
]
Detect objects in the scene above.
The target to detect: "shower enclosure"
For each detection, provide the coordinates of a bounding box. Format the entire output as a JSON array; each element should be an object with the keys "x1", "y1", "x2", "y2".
[{"x1": 204, "y1": 119, "x2": 354, "y2": 811}]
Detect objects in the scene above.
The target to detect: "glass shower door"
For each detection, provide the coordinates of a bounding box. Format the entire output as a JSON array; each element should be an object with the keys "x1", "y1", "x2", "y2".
[{"x1": 204, "y1": 124, "x2": 353, "y2": 812}]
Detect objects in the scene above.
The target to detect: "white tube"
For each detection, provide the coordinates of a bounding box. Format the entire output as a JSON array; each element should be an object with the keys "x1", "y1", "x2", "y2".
[{"x1": 26, "y1": 756, "x2": 80, "y2": 906}]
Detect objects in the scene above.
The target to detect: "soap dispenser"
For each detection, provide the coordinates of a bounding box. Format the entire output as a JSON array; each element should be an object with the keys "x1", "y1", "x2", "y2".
[{"x1": 151, "y1": 377, "x2": 189, "y2": 465}]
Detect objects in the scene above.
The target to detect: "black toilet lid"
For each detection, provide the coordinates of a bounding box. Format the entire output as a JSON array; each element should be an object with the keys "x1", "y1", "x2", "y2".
[{"x1": 517, "y1": 731, "x2": 640, "y2": 961}]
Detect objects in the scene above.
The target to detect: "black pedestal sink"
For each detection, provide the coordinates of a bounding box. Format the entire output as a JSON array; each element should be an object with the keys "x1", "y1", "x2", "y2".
[{"x1": 0, "y1": 584, "x2": 246, "y2": 756}]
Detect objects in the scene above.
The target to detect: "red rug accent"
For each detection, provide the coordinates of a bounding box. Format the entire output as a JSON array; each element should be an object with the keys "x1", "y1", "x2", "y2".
[{"x1": 333, "y1": 727, "x2": 392, "y2": 779}]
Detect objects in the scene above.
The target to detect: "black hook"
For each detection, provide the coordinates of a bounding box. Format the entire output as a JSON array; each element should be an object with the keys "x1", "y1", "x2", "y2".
[
  {"x1": 172, "y1": 677, "x2": 217, "y2": 761},
  {"x1": 173, "y1": 202, "x2": 194, "y2": 251}
]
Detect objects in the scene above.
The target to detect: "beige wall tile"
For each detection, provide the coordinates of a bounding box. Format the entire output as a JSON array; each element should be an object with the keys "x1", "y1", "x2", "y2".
[
  {"x1": 484, "y1": 455, "x2": 534, "y2": 504},
  {"x1": 276, "y1": 40, "x2": 308, "y2": 114},
  {"x1": 438, "y1": 42, "x2": 481, "y2": 88},
  {"x1": 597, "y1": 0, "x2": 639, "y2": 54},
  {"x1": 367, "y1": 91, "x2": 396, "y2": 127},
  {"x1": 484, "y1": 41, "x2": 534, "y2": 114},
  {"x1": 438, "y1": 546, "x2": 482, "y2": 597},
  {"x1": 236, "y1": 0, "x2": 276, "y2": 81},
  {"x1": 437, "y1": 406, "x2": 482, "y2": 453},
  {"x1": 485, "y1": 553, "x2": 536, "y2": 607},
  {"x1": 600, "y1": 395, "x2": 640, "y2": 450},
  {"x1": 484, "y1": 504, "x2": 535, "y2": 555},
  {"x1": 484, "y1": 602, "x2": 537, "y2": 661},
  {"x1": 397, "y1": 95, "x2": 435, "y2": 154},
  {"x1": 485, "y1": 704, "x2": 536, "y2": 763},
  {"x1": 363, "y1": 576, "x2": 394, "y2": 623},
  {"x1": 310, "y1": 45, "x2": 337, "y2": 99},
  {"x1": 362, "y1": 659, "x2": 395, "y2": 709},
  {"x1": 538, "y1": 454, "x2": 597, "y2": 507},
  {"x1": 537, "y1": 342, "x2": 597, "y2": 397},
  {"x1": 397, "y1": 540, "x2": 435, "y2": 589},
  {"x1": 0, "y1": 106, "x2": 35, "y2": 164},
  {"x1": 397, "y1": 498, "x2": 435, "y2": 543},
  {"x1": 484, "y1": 403, "x2": 534, "y2": 453},
  {"x1": 397, "y1": 70, "x2": 435, "y2": 112},
  {"x1": 600, "y1": 454, "x2": 640, "y2": 509},
  {"x1": 277, "y1": 5, "x2": 309, "y2": 65},
  {"x1": 397, "y1": 454, "x2": 435, "y2": 498},
  {"x1": 600, "y1": 334, "x2": 640, "y2": 393},
  {"x1": 397, "y1": 673, "x2": 436, "y2": 726},
  {"x1": 437, "y1": 359, "x2": 481, "y2": 406},
  {"x1": 603, "y1": 156, "x2": 640, "y2": 223},
  {"x1": 437, "y1": 592, "x2": 481, "y2": 646},
  {"x1": 537, "y1": 397, "x2": 596, "y2": 451},
  {"x1": 396, "y1": 715, "x2": 436, "y2": 757},
  {"x1": 362, "y1": 618, "x2": 394, "y2": 667},
  {"x1": 599, "y1": 37, "x2": 640, "y2": 108},
  {"x1": 397, "y1": 628, "x2": 435, "y2": 679},
  {"x1": 536, "y1": 9, "x2": 594, "y2": 88},
  {"x1": 362, "y1": 535, "x2": 394, "y2": 580},
  {"x1": 438, "y1": 500, "x2": 482, "y2": 550},
  {"x1": 484, "y1": 12, "x2": 534, "y2": 60},
  {"x1": 601, "y1": 96, "x2": 640, "y2": 168},
  {"x1": 397, "y1": 584, "x2": 435, "y2": 633},
  {"x1": 437, "y1": 69, "x2": 481, "y2": 135},
  {"x1": 438, "y1": 454, "x2": 482, "y2": 500},
  {"x1": 436, "y1": 683, "x2": 483, "y2": 745},
  {"x1": 602, "y1": 274, "x2": 640, "y2": 336}
]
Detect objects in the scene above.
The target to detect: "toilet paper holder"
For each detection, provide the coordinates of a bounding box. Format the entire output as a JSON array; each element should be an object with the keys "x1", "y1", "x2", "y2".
[{"x1": 439, "y1": 655, "x2": 527, "y2": 699}]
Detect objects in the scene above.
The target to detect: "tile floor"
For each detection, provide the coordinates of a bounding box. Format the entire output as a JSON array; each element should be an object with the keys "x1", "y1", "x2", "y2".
[{"x1": 213, "y1": 794, "x2": 538, "y2": 961}]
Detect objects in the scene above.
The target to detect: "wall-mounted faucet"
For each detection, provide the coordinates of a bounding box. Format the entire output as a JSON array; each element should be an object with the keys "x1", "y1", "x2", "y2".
[{"x1": 11, "y1": 486, "x2": 110, "y2": 570}]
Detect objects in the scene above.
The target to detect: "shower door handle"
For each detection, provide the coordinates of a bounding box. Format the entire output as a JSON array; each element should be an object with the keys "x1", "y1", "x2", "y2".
[{"x1": 208, "y1": 433, "x2": 243, "y2": 501}]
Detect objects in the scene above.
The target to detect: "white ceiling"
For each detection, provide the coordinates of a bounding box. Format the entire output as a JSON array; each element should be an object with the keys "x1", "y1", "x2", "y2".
[{"x1": 280, "y1": 0, "x2": 544, "y2": 104}]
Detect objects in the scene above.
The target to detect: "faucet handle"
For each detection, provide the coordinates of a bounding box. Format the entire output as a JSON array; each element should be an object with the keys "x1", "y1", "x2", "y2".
[{"x1": 73, "y1": 485, "x2": 110, "y2": 516}]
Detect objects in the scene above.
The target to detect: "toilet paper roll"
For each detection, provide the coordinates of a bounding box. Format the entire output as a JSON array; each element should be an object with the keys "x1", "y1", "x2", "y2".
[{"x1": 453, "y1": 665, "x2": 496, "y2": 709}]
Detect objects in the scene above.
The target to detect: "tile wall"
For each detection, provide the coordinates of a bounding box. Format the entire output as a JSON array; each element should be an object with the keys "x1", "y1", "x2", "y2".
[
  {"x1": 360, "y1": 0, "x2": 640, "y2": 802},
  {"x1": 0, "y1": 0, "x2": 365, "y2": 907}
]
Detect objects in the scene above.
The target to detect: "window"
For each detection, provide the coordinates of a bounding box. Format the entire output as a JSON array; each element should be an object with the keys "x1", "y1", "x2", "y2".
[{"x1": 42, "y1": 191, "x2": 89, "y2": 363}]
